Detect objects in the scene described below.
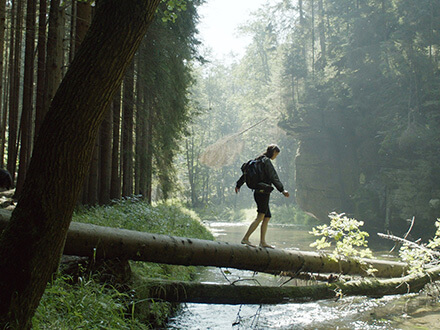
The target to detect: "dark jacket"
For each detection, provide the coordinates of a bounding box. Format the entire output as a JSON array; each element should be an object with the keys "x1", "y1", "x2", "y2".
[{"x1": 236, "y1": 156, "x2": 284, "y2": 193}]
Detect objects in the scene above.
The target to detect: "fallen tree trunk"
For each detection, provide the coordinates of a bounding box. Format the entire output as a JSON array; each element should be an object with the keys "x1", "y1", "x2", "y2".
[
  {"x1": 0, "y1": 209, "x2": 407, "y2": 277},
  {"x1": 142, "y1": 265, "x2": 440, "y2": 305}
]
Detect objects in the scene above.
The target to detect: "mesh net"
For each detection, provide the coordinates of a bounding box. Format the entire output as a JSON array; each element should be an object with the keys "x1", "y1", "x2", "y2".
[
  {"x1": 199, "y1": 133, "x2": 244, "y2": 169},
  {"x1": 198, "y1": 118, "x2": 268, "y2": 169}
]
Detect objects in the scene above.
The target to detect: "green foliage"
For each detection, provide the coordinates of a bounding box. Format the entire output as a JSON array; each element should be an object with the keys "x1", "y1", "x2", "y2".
[
  {"x1": 399, "y1": 218, "x2": 440, "y2": 276},
  {"x1": 427, "y1": 219, "x2": 440, "y2": 250},
  {"x1": 74, "y1": 199, "x2": 213, "y2": 241},
  {"x1": 311, "y1": 213, "x2": 440, "y2": 277},
  {"x1": 138, "y1": 0, "x2": 202, "y2": 199},
  {"x1": 33, "y1": 275, "x2": 147, "y2": 329},
  {"x1": 34, "y1": 201, "x2": 213, "y2": 328},
  {"x1": 162, "y1": 0, "x2": 187, "y2": 22},
  {"x1": 310, "y1": 212, "x2": 373, "y2": 262}
]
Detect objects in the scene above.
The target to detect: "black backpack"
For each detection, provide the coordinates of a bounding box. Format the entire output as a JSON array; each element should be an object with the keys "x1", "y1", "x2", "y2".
[{"x1": 240, "y1": 158, "x2": 263, "y2": 190}]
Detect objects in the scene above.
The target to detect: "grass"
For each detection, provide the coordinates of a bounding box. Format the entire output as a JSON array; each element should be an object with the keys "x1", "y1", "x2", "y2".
[{"x1": 33, "y1": 199, "x2": 214, "y2": 329}]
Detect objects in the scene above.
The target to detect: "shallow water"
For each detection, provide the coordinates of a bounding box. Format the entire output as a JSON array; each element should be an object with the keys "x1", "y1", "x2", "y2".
[{"x1": 167, "y1": 222, "x2": 440, "y2": 329}]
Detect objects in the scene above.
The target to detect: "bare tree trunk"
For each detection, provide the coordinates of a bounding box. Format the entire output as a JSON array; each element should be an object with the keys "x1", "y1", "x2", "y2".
[
  {"x1": 135, "y1": 46, "x2": 150, "y2": 200},
  {"x1": 45, "y1": 0, "x2": 64, "y2": 114},
  {"x1": 87, "y1": 136, "x2": 99, "y2": 204},
  {"x1": 0, "y1": 209, "x2": 408, "y2": 280},
  {"x1": 145, "y1": 96, "x2": 153, "y2": 202},
  {"x1": 0, "y1": 0, "x2": 5, "y2": 164},
  {"x1": 16, "y1": 0, "x2": 37, "y2": 196},
  {"x1": 76, "y1": 1, "x2": 96, "y2": 205},
  {"x1": 0, "y1": 1, "x2": 161, "y2": 327},
  {"x1": 99, "y1": 105, "x2": 112, "y2": 205},
  {"x1": 121, "y1": 60, "x2": 135, "y2": 197},
  {"x1": 7, "y1": 0, "x2": 24, "y2": 181},
  {"x1": 317, "y1": 0, "x2": 326, "y2": 68},
  {"x1": 34, "y1": 0, "x2": 47, "y2": 138},
  {"x1": 110, "y1": 89, "x2": 121, "y2": 200},
  {"x1": 142, "y1": 266, "x2": 440, "y2": 305},
  {"x1": 0, "y1": 32, "x2": 9, "y2": 167},
  {"x1": 135, "y1": 53, "x2": 142, "y2": 196},
  {"x1": 69, "y1": 0, "x2": 76, "y2": 62}
]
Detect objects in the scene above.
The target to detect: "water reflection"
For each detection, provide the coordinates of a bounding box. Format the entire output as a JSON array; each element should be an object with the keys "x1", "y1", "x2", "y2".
[{"x1": 167, "y1": 221, "x2": 440, "y2": 329}]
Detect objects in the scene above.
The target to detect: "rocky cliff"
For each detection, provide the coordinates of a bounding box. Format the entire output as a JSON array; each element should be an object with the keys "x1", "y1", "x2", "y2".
[{"x1": 282, "y1": 112, "x2": 440, "y2": 239}]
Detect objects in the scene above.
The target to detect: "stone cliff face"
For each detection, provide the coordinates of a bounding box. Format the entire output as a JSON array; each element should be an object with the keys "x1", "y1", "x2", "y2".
[
  {"x1": 294, "y1": 131, "x2": 358, "y2": 221},
  {"x1": 282, "y1": 114, "x2": 440, "y2": 238}
]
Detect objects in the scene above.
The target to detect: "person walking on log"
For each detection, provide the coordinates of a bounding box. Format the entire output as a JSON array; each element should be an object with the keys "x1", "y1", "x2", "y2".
[{"x1": 235, "y1": 144, "x2": 289, "y2": 248}]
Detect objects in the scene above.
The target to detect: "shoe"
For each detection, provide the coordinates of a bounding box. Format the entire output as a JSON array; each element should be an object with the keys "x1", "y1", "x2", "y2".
[{"x1": 241, "y1": 239, "x2": 256, "y2": 247}]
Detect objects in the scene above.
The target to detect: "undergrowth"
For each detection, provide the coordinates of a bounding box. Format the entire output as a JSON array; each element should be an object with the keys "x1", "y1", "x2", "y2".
[{"x1": 33, "y1": 199, "x2": 214, "y2": 329}]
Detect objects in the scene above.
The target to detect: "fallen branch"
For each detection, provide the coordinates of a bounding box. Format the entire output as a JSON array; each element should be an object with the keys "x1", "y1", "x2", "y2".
[{"x1": 378, "y1": 232, "x2": 440, "y2": 258}]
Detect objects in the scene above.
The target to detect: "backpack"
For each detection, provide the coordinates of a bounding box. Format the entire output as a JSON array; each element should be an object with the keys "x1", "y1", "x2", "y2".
[{"x1": 240, "y1": 158, "x2": 263, "y2": 190}]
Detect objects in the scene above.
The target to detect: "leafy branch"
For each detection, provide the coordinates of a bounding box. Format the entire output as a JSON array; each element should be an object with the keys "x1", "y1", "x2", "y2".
[
  {"x1": 311, "y1": 212, "x2": 440, "y2": 277},
  {"x1": 162, "y1": 0, "x2": 187, "y2": 22},
  {"x1": 310, "y1": 212, "x2": 375, "y2": 275},
  {"x1": 379, "y1": 218, "x2": 440, "y2": 275}
]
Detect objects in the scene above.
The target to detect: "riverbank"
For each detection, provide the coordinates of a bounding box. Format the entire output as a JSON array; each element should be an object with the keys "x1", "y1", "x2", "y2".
[{"x1": 33, "y1": 199, "x2": 213, "y2": 329}]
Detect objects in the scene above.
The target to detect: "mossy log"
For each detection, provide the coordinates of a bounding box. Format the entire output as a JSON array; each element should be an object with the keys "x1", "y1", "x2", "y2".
[
  {"x1": 143, "y1": 265, "x2": 440, "y2": 305},
  {"x1": 0, "y1": 209, "x2": 406, "y2": 278}
]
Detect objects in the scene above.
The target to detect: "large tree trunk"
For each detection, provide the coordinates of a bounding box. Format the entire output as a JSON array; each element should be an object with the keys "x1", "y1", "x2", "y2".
[
  {"x1": 65, "y1": 225, "x2": 406, "y2": 278},
  {"x1": 142, "y1": 265, "x2": 440, "y2": 305},
  {"x1": 0, "y1": 1, "x2": 161, "y2": 328},
  {"x1": 0, "y1": 210, "x2": 407, "y2": 279}
]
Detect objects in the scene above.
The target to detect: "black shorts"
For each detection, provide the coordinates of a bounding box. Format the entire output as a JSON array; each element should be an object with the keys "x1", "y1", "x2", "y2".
[{"x1": 254, "y1": 191, "x2": 271, "y2": 218}]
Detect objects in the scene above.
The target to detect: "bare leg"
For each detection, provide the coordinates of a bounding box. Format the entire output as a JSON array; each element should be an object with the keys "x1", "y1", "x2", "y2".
[
  {"x1": 260, "y1": 217, "x2": 274, "y2": 248},
  {"x1": 241, "y1": 212, "x2": 265, "y2": 247}
]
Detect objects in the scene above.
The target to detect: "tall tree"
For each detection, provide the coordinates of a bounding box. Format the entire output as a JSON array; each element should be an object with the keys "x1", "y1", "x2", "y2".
[
  {"x1": 0, "y1": 0, "x2": 6, "y2": 165},
  {"x1": 99, "y1": 104, "x2": 113, "y2": 205},
  {"x1": 34, "y1": 0, "x2": 48, "y2": 138},
  {"x1": 7, "y1": 0, "x2": 23, "y2": 180},
  {"x1": 44, "y1": 0, "x2": 64, "y2": 118},
  {"x1": 138, "y1": 0, "x2": 200, "y2": 199},
  {"x1": 16, "y1": 0, "x2": 37, "y2": 196},
  {"x1": 121, "y1": 61, "x2": 135, "y2": 197},
  {"x1": 0, "y1": 0, "x2": 161, "y2": 327},
  {"x1": 110, "y1": 89, "x2": 122, "y2": 200}
]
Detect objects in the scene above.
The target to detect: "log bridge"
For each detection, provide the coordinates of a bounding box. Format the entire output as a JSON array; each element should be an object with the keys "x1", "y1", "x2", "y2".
[{"x1": 1, "y1": 209, "x2": 429, "y2": 305}]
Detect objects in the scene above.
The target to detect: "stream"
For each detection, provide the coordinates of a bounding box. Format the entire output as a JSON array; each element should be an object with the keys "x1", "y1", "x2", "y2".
[{"x1": 167, "y1": 221, "x2": 440, "y2": 329}]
